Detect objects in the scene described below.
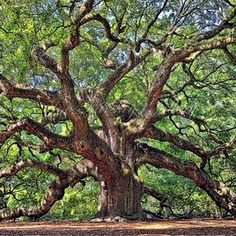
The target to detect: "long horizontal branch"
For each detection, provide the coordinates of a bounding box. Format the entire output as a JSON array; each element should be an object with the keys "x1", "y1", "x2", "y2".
[
  {"x1": 115, "y1": 100, "x2": 233, "y2": 168},
  {"x1": 116, "y1": 101, "x2": 210, "y2": 167},
  {"x1": 155, "y1": 109, "x2": 206, "y2": 125},
  {"x1": 0, "y1": 160, "x2": 65, "y2": 178},
  {"x1": 0, "y1": 176, "x2": 67, "y2": 220},
  {"x1": 143, "y1": 126, "x2": 210, "y2": 163},
  {"x1": 131, "y1": 124, "x2": 235, "y2": 169},
  {"x1": 137, "y1": 143, "x2": 236, "y2": 216},
  {"x1": 177, "y1": 36, "x2": 236, "y2": 62},
  {"x1": 0, "y1": 158, "x2": 99, "y2": 221},
  {"x1": 0, "y1": 118, "x2": 72, "y2": 150},
  {"x1": 0, "y1": 74, "x2": 63, "y2": 109}
]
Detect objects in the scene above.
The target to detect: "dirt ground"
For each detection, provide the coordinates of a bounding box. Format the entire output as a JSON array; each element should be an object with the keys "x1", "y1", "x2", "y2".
[{"x1": 0, "y1": 219, "x2": 235, "y2": 235}]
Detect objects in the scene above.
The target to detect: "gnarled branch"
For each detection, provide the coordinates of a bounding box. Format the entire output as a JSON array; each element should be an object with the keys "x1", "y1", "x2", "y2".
[
  {"x1": 0, "y1": 74, "x2": 63, "y2": 109},
  {"x1": 0, "y1": 159, "x2": 65, "y2": 179},
  {"x1": 0, "y1": 118, "x2": 73, "y2": 151},
  {"x1": 0, "y1": 158, "x2": 99, "y2": 221},
  {"x1": 137, "y1": 143, "x2": 236, "y2": 216}
]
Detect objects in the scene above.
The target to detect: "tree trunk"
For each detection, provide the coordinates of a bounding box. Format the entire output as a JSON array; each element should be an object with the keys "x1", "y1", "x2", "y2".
[
  {"x1": 97, "y1": 170, "x2": 142, "y2": 220},
  {"x1": 96, "y1": 180, "x2": 108, "y2": 218}
]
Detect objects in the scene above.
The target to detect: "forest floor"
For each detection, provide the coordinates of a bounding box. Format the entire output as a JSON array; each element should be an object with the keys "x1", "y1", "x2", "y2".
[{"x1": 0, "y1": 219, "x2": 235, "y2": 235}]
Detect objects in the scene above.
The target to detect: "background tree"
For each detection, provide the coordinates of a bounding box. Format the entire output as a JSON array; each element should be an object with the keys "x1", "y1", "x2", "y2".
[{"x1": 0, "y1": 0, "x2": 236, "y2": 220}]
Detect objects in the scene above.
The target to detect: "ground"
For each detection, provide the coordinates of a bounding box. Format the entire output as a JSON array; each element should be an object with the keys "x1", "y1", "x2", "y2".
[{"x1": 0, "y1": 219, "x2": 236, "y2": 235}]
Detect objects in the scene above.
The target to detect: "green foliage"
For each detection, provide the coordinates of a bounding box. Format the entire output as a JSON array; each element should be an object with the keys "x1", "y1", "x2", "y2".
[
  {"x1": 139, "y1": 166, "x2": 222, "y2": 218},
  {"x1": 43, "y1": 179, "x2": 98, "y2": 221}
]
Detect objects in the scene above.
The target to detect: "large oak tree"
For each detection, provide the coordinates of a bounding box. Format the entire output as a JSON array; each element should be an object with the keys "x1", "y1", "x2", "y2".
[{"x1": 0, "y1": 0, "x2": 236, "y2": 220}]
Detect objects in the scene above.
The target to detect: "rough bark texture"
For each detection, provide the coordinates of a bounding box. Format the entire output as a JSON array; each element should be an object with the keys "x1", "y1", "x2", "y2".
[{"x1": 105, "y1": 171, "x2": 142, "y2": 219}]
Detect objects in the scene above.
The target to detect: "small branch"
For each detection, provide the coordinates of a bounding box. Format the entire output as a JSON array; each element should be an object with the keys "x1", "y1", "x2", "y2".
[
  {"x1": 223, "y1": 0, "x2": 236, "y2": 7},
  {"x1": 210, "y1": 137, "x2": 236, "y2": 157},
  {"x1": 34, "y1": 46, "x2": 61, "y2": 76},
  {"x1": 100, "y1": 50, "x2": 151, "y2": 98},
  {"x1": 71, "y1": 159, "x2": 99, "y2": 183},
  {"x1": 0, "y1": 160, "x2": 65, "y2": 178},
  {"x1": 81, "y1": 13, "x2": 122, "y2": 42},
  {"x1": 195, "y1": 7, "x2": 236, "y2": 42},
  {"x1": 72, "y1": 0, "x2": 95, "y2": 25},
  {"x1": 223, "y1": 46, "x2": 236, "y2": 64},
  {"x1": 41, "y1": 111, "x2": 68, "y2": 126},
  {"x1": 14, "y1": 137, "x2": 48, "y2": 153},
  {"x1": 143, "y1": 186, "x2": 167, "y2": 204},
  {"x1": 155, "y1": 109, "x2": 206, "y2": 125},
  {"x1": 138, "y1": 0, "x2": 168, "y2": 44}
]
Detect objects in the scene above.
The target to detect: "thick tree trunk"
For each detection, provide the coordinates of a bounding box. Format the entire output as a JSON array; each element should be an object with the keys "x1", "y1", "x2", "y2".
[{"x1": 97, "y1": 171, "x2": 142, "y2": 220}]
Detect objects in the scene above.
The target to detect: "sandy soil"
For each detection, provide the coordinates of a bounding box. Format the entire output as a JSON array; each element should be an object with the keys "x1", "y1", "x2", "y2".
[{"x1": 0, "y1": 219, "x2": 235, "y2": 235}]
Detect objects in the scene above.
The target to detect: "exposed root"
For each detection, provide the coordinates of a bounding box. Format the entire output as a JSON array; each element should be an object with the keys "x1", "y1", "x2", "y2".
[{"x1": 91, "y1": 216, "x2": 130, "y2": 222}]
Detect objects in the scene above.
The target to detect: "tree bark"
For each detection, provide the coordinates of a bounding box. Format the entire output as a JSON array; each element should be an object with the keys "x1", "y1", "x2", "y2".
[
  {"x1": 96, "y1": 180, "x2": 108, "y2": 218},
  {"x1": 97, "y1": 169, "x2": 142, "y2": 220}
]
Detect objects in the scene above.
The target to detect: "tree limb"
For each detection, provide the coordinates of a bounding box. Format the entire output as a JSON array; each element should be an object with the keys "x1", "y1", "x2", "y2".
[
  {"x1": 81, "y1": 89, "x2": 120, "y2": 153},
  {"x1": 0, "y1": 158, "x2": 99, "y2": 221},
  {"x1": 81, "y1": 13, "x2": 122, "y2": 42},
  {"x1": 143, "y1": 186, "x2": 167, "y2": 204},
  {"x1": 223, "y1": 46, "x2": 236, "y2": 64},
  {"x1": 0, "y1": 160, "x2": 65, "y2": 179},
  {"x1": 129, "y1": 36, "x2": 236, "y2": 136},
  {"x1": 195, "y1": 7, "x2": 236, "y2": 42},
  {"x1": 34, "y1": 46, "x2": 61, "y2": 76},
  {"x1": 0, "y1": 118, "x2": 73, "y2": 150},
  {"x1": 99, "y1": 50, "x2": 151, "y2": 98},
  {"x1": 137, "y1": 143, "x2": 236, "y2": 216},
  {"x1": 0, "y1": 74, "x2": 63, "y2": 109}
]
